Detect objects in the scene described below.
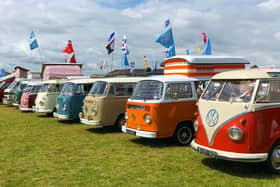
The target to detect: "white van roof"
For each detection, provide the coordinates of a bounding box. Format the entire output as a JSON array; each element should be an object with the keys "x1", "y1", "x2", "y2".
[
  {"x1": 213, "y1": 69, "x2": 280, "y2": 79},
  {"x1": 137, "y1": 75, "x2": 198, "y2": 83},
  {"x1": 67, "y1": 78, "x2": 101, "y2": 84},
  {"x1": 43, "y1": 79, "x2": 69, "y2": 84},
  {"x1": 95, "y1": 77, "x2": 144, "y2": 83}
]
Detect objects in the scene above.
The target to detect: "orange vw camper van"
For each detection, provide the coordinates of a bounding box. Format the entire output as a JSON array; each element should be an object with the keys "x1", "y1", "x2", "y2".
[{"x1": 122, "y1": 56, "x2": 250, "y2": 145}]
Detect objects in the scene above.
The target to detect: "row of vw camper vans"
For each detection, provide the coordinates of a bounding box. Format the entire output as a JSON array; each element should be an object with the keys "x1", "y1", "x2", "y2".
[{"x1": 3, "y1": 57, "x2": 280, "y2": 173}]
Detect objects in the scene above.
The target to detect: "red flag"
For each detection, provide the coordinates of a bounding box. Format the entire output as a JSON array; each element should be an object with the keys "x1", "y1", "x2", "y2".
[
  {"x1": 201, "y1": 32, "x2": 207, "y2": 44},
  {"x1": 62, "y1": 40, "x2": 74, "y2": 54},
  {"x1": 69, "y1": 54, "x2": 77, "y2": 63}
]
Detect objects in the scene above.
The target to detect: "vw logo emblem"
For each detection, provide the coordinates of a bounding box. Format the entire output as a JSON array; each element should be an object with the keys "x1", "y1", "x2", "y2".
[{"x1": 206, "y1": 109, "x2": 219, "y2": 127}]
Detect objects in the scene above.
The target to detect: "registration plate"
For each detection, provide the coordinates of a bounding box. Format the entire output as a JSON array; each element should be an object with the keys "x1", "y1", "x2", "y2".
[
  {"x1": 126, "y1": 129, "x2": 136, "y2": 136},
  {"x1": 198, "y1": 147, "x2": 217, "y2": 158}
]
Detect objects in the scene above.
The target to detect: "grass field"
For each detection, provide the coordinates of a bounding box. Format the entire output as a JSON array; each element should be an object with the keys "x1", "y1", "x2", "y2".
[{"x1": 0, "y1": 104, "x2": 279, "y2": 186}]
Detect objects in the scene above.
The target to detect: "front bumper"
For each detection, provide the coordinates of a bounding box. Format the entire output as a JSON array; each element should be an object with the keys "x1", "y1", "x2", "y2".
[
  {"x1": 19, "y1": 107, "x2": 33, "y2": 112},
  {"x1": 32, "y1": 106, "x2": 53, "y2": 113},
  {"x1": 12, "y1": 103, "x2": 19, "y2": 107},
  {"x1": 122, "y1": 126, "x2": 157, "y2": 138},
  {"x1": 53, "y1": 112, "x2": 71, "y2": 120},
  {"x1": 80, "y1": 118, "x2": 103, "y2": 126},
  {"x1": 2, "y1": 98, "x2": 13, "y2": 105},
  {"x1": 190, "y1": 140, "x2": 268, "y2": 162}
]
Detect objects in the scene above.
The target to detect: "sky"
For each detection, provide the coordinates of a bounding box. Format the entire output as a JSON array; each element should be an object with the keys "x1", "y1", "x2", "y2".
[{"x1": 0, "y1": 0, "x2": 279, "y2": 75}]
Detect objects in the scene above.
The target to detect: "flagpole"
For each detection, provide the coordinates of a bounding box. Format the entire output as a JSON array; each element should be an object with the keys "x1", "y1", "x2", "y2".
[
  {"x1": 111, "y1": 53, "x2": 114, "y2": 71},
  {"x1": 38, "y1": 47, "x2": 44, "y2": 64}
]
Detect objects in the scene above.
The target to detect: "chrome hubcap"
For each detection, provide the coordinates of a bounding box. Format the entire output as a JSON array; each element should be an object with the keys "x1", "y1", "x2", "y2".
[{"x1": 271, "y1": 146, "x2": 280, "y2": 169}]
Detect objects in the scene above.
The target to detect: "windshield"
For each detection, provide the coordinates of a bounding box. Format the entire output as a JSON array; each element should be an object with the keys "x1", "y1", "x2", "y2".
[
  {"x1": 30, "y1": 85, "x2": 42, "y2": 94},
  {"x1": 202, "y1": 79, "x2": 256, "y2": 103},
  {"x1": 0, "y1": 81, "x2": 5, "y2": 88},
  {"x1": 7, "y1": 81, "x2": 19, "y2": 89},
  {"x1": 39, "y1": 83, "x2": 61, "y2": 93},
  {"x1": 23, "y1": 85, "x2": 32, "y2": 93},
  {"x1": 60, "y1": 82, "x2": 76, "y2": 96},
  {"x1": 16, "y1": 83, "x2": 27, "y2": 92},
  {"x1": 89, "y1": 81, "x2": 107, "y2": 96},
  {"x1": 131, "y1": 80, "x2": 164, "y2": 100}
]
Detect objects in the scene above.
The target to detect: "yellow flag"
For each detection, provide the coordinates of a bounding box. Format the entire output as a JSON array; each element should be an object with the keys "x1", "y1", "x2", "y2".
[{"x1": 197, "y1": 47, "x2": 201, "y2": 54}]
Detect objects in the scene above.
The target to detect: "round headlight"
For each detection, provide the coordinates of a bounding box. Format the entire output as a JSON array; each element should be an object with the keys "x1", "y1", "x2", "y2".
[
  {"x1": 39, "y1": 101, "x2": 44, "y2": 106},
  {"x1": 125, "y1": 112, "x2": 128, "y2": 120},
  {"x1": 63, "y1": 104, "x2": 67, "y2": 111},
  {"x1": 79, "y1": 112, "x2": 83, "y2": 118},
  {"x1": 92, "y1": 107, "x2": 97, "y2": 116},
  {"x1": 144, "y1": 114, "x2": 151, "y2": 124},
  {"x1": 228, "y1": 126, "x2": 243, "y2": 141},
  {"x1": 194, "y1": 120, "x2": 199, "y2": 132}
]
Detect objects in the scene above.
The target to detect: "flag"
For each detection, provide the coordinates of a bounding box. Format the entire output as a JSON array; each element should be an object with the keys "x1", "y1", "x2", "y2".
[
  {"x1": 164, "y1": 19, "x2": 170, "y2": 28},
  {"x1": 155, "y1": 19, "x2": 176, "y2": 57},
  {"x1": 121, "y1": 55, "x2": 129, "y2": 66},
  {"x1": 62, "y1": 40, "x2": 76, "y2": 63},
  {"x1": 167, "y1": 45, "x2": 176, "y2": 58},
  {"x1": 143, "y1": 56, "x2": 148, "y2": 68},
  {"x1": 69, "y1": 54, "x2": 77, "y2": 63},
  {"x1": 201, "y1": 38, "x2": 212, "y2": 55},
  {"x1": 121, "y1": 35, "x2": 129, "y2": 55},
  {"x1": 155, "y1": 27, "x2": 175, "y2": 48},
  {"x1": 62, "y1": 40, "x2": 74, "y2": 54},
  {"x1": 106, "y1": 32, "x2": 115, "y2": 55},
  {"x1": 0, "y1": 69, "x2": 5, "y2": 78},
  {"x1": 201, "y1": 32, "x2": 207, "y2": 44},
  {"x1": 29, "y1": 31, "x2": 39, "y2": 50},
  {"x1": 185, "y1": 49, "x2": 190, "y2": 55}
]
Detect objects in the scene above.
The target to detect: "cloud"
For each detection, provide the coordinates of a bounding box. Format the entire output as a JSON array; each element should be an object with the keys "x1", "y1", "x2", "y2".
[
  {"x1": 274, "y1": 32, "x2": 280, "y2": 40},
  {"x1": 257, "y1": 0, "x2": 280, "y2": 10}
]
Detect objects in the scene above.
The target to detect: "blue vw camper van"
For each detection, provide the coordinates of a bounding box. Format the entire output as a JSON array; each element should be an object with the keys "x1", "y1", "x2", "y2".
[{"x1": 54, "y1": 78, "x2": 98, "y2": 120}]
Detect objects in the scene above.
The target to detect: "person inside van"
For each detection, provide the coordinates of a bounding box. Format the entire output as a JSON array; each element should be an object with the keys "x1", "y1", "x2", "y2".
[{"x1": 238, "y1": 81, "x2": 254, "y2": 102}]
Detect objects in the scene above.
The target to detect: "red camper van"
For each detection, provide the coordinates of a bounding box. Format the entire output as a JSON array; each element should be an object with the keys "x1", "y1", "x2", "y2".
[{"x1": 191, "y1": 69, "x2": 280, "y2": 173}]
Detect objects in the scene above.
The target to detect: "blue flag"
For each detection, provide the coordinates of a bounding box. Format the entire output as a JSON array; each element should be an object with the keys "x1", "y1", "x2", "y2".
[
  {"x1": 155, "y1": 27, "x2": 175, "y2": 48},
  {"x1": 29, "y1": 31, "x2": 39, "y2": 50},
  {"x1": 121, "y1": 55, "x2": 129, "y2": 66},
  {"x1": 201, "y1": 38, "x2": 211, "y2": 55},
  {"x1": 0, "y1": 69, "x2": 5, "y2": 78},
  {"x1": 166, "y1": 45, "x2": 176, "y2": 58}
]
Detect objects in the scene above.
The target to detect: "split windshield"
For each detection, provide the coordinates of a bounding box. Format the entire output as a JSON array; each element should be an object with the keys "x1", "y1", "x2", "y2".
[
  {"x1": 7, "y1": 81, "x2": 19, "y2": 89},
  {"x1": 39, "y1": 83, "x2": 61, "y2": 93},
  {"x1": 30, "y1": 85, "x2": 42, "y2": 94},
  {"x1": 202, "y1": 79, "x2": 256, "y2": 103},
  {"x1": 89, "y1": 81, "x2": 107, "y2": 96},
  {"x1": 131, "y1": 80, "x2": 164, "y2": 100}
]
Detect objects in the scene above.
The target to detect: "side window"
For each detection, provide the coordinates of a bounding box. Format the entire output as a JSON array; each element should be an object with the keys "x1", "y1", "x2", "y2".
[
  {"x1": 108, "y1": 83, "x2": 135, "y2": 96},
  {"x1": 165, "y1": 82, "x2": 193, "y2": 99},
  {"x1": 256, "y1": 80, "x2": 280, "y2": 103},
  {"x1": 256, "y1": 81, "x2": 270, "y2": 103}
]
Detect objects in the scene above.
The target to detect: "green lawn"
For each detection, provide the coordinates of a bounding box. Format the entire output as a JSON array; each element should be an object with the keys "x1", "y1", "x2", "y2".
[{"x1": 0, "y1": 104, "x2": 279, "y2": 186}]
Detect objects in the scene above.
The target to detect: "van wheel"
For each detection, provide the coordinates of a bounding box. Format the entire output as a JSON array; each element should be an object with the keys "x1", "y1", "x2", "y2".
[
  {"x1": 174, "y1": 123, "x2": 194, "y2": 145},
  {"x1": 266, "y1": 141, "x2": 280, "y2": 174},
  {"x1": 115, "y1": 115, "x2": 125, "y2": 130}
]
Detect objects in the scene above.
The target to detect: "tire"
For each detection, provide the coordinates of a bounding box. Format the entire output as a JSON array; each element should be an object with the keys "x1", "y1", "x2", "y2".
[
  {"x1": 266, "y1": 140, "x2": 280, "y2": 174},
  {"x1": 115, "y1": 115, "x2": 125, "y2": 130},
  {"x1": 174, "y1": 123, "x2": 194, "y2": 145}
]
